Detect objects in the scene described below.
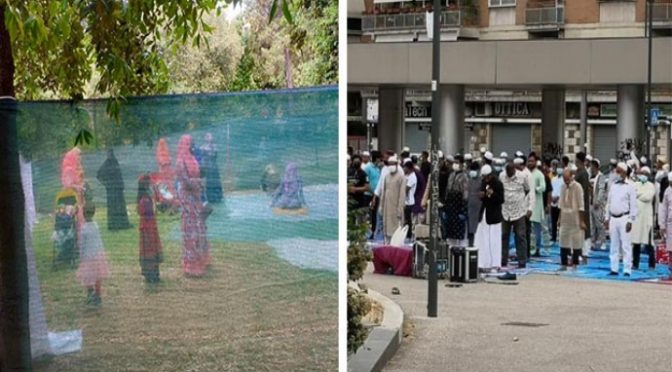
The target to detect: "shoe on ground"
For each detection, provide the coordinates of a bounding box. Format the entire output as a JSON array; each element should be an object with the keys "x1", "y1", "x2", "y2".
[
  {"x1": 608, "y1": 271, "x2": 618, "y2": 276},
  {"x1": 624, "y1": 272, "x2": 631, "y2": 277}
]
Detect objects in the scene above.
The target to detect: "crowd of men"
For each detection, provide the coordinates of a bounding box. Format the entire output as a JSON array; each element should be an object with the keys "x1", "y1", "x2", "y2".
[{"x1": 347, "y1": 146, "x2": 672, "y2": 279}]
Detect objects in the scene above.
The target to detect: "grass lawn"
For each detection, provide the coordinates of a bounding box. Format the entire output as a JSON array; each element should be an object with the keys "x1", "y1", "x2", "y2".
[{"x1": 32, "y1": 207, "x2": 338, "y2": 371}]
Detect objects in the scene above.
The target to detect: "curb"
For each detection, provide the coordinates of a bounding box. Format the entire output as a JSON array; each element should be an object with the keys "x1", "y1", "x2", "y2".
[{"x1": 348, "y1": 287, "x2": 404, "y2": 372}]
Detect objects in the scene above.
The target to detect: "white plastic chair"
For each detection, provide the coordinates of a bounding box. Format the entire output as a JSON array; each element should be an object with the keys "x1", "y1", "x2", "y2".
[{"x1": 389, "y1": 225, "x2": 409, "y2": 247}]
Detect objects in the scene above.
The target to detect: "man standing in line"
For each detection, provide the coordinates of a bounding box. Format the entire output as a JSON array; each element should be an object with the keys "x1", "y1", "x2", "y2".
[
  {"x1": 402, "y1": 160, "x2": 418, "y2": 239},
  {"x1": 589, "y1": 159, "x2": 608, "y2": 251},
  {"x1": 475, "y1": 165, "x2": 504, "y2": 271},
  {"x1": 574, "y1": 152, "x2": 592, "y2": 263},
  {"x1": 372, "y1": 150, "x2": 395, "y2": 240},
  {"x1": 528, "y1": 153, "x2": 546, "y2": 257},
  {"x1": 514, "y1": 155, "x2": 535, "y2": 258},
  {"x1": 500, "y1": 163, "x2": 533, "y2": 268},
  {"x1": 380, "y1": 156, "x2": 406, "y2": 243},
  {"x1": 558, "y1": 168, "x2": 586, "y2": 270},
  {"x1": 550, "y1": 162, "x2": 564, "y2": 244},
  {"x1": 605, "y1": 162, "x2": 638, "y2": 276},
  {"x1": 364, "y1": 151, "x2": 381, "y2": 239}
]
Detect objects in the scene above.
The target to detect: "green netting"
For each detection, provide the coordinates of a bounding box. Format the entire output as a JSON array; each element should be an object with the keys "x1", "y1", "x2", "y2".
[{"x1": 18, "y1": 86, "x2": 338, "y2": 370}]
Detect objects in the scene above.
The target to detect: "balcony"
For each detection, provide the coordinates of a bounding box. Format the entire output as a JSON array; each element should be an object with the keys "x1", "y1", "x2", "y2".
[
  {"x1": 525, "y1": 6, "x2": 565, "y2": 33},
  {"x1": 362, "y1": 11, "x2": 465, "y2": 33},
  {"x1": 652, "y1": 3, "x2": 672, "y2": 28}
]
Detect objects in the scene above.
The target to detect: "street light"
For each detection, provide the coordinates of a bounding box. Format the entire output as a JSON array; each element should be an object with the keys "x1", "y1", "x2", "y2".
[
  {"x1": 646, "y1": 0, "x2": 653, "y2": 159},
  {"x1": 427, "y1": 0, "x2": 441, "y2": 318}
]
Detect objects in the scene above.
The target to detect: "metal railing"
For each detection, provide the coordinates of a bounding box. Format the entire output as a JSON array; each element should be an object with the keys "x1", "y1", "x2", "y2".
[
  {"x1": 361, "y1": 11, "x2": 463, "y2": 33},
  {"x1": 525, "y1": 7, "x2": 565, "y2": 26},
  {"x1": 652, "y1": 4, "x2": 672, "y2": 22}
]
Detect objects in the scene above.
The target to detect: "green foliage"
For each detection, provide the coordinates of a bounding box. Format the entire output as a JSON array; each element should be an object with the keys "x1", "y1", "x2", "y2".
[
  {"x1": 347, "y1": 206, "x2": 372, "y2": 353},
  {"x1": 347, "y1": 287, "x2": 371, "y2": 353},
  {"x1": 229, "y1": 39, "x2": 259, "y2": 92},
  {"x1": 348, "y1": 207, "x2": 371, "y2": 282}
]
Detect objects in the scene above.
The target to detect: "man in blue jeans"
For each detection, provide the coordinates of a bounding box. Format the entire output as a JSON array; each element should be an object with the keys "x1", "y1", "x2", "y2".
[{"x1": 500, "y1": 163, "x2": 533, "y2": 268}]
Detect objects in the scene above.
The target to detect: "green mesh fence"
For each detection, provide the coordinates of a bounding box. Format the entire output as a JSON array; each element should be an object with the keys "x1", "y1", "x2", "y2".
[{"x1": 18, "y1": 86, "x2": 338, "y2": 370}]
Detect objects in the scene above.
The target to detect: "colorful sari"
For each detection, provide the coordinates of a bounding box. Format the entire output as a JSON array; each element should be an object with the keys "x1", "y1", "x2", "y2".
[{"x1": 176, "y1": 135, "x2": 210, "y2": 276}]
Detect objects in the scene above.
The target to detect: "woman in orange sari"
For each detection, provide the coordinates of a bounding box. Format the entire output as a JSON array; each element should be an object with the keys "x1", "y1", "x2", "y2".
[{"x1": 176, "y1": 135, "x2": 210, "y2": 276}]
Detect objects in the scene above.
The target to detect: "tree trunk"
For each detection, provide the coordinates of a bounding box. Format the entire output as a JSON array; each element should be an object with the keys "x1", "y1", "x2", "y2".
[
  {"x1": 284, "y1": 47, "x2": 293, "y2": 89},
  {"x1": 0, "y1": 4, "x2": 32, "y2": 371}
]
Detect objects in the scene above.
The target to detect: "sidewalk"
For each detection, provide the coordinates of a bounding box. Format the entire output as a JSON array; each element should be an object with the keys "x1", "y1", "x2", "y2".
[{"x1": 361, "y1": 267, "x2": 672, "y2": 372}]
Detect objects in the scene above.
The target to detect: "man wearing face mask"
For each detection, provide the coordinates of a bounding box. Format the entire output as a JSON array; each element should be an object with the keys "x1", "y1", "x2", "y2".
[
  {"x1": 605, "y1": 162, "x2": 638, "y2": 276},
  {"x1": 632, "y1": 166, "x2": 656, "y2": 270},
  {"x1": 466, "y1": 162, "x2": 483, "y2": 246},
  {"x1": 373, "y1": 150, "x2": 395, "y2": 241},
  {"x1": 444, "y1": 155, "x2": 469, "y2": 247},
  {"x1": 347, "y1": 155, "x2": 370, "y2": 214},
  {"x1": 380, "y1": 156, "x2": 407, "y2": 243}
]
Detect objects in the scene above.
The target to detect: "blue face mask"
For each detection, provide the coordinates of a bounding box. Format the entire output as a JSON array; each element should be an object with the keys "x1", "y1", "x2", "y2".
[
  {"x1": 556, "y1": 168, "x2": 564, "y2": 175},
  {"x1": 468, "y1": 170, "x2": 478, "y2": 178},
  {"x1": 638, "y1": 175, "x2": 648, "y2": 183}
]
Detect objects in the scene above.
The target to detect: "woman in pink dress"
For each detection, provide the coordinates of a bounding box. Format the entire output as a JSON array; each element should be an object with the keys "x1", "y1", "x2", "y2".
[
  {"x1": 61, "y1": 147, "x2": 86, "y2": 231},
  {"x1": 176, "y1": 135, "x2": 210, "y2": 277}
]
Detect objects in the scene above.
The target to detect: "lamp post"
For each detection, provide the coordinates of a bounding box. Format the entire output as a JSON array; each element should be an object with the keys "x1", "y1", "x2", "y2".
[
  {"x1": 646, "y1": 0, "x2": 653, "y2": 159},
  {"x1": 427, "y1": 0, "x2": 441, "y2": 318}
]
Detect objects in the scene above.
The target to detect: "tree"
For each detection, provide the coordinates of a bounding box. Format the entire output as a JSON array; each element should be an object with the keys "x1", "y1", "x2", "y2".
[{"x1": 0, "y1": 1, "x2": 293, "y2": 369}]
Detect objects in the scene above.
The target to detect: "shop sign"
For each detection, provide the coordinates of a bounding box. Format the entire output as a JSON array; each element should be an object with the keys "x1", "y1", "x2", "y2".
[
  {"x1": 587, "y1": 105, "x2": 600, "y2": 118},
  {"x1": 405, "y1": 102, "x2": 431, "y2": 119},
  {"x1": 493, "y1": 102, "x2": 530, "y2": 117}
]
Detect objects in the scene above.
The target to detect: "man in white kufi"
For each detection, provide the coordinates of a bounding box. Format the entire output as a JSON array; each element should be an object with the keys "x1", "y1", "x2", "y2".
[{"x1": 475, "y1": 165, "x2": 504, "y2": 270}]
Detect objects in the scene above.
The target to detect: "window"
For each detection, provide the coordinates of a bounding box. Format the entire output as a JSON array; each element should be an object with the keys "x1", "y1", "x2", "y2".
[{"x1": 489, "y1": 0, "x2": 516, "y2": 7}]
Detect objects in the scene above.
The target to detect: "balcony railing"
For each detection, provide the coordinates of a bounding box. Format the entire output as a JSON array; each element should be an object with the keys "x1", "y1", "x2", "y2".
[
  {"x1": 652, "y1": 4, "x2": 672, "y2": 23},
  {"x1": 525, "y1": 6, "x2": 565, "y2": 27},
  {"x1": 361, "y1": 11, "x2": 467, "y2": 33}
]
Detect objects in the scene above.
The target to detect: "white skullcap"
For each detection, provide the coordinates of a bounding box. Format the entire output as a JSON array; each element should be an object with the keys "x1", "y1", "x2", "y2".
[
  {"x1": 480, "y1": 146, "x2": 487, "y2": 154},
  {"x1": 570, "y1": 163, "x2": 578, "y2": 172},
  {"x1": 536, "y1": 160, "x2": 542, "y2": 167},
  {"x1": 362, "y1": 151, "x2": 370, "y2": 157},
  {"x1": 593, "y1": 158, "x2": 601, "y2": 166},
  {"x1": 446, "y1": 155, "x2": 455, "y2": 162},
  {"x1": 495, "y1": 158, "x2": 505, "y2": 165},
  {"x1": 515, "y1": 150, "x2": 524, "y2": 157},
  {"x1": 640, "y1": 166, "x2": 651, "y2": 174},
  {"x1": 586, "y1": 154, "x2": 593, "y2": 161},
  {"x1": 610, "y1": 158, "x2": 618, "y2": 165},
  {"x1": 640, "y1": 156, "x2": 648, "y2": 164},
  {"x1": 347, "y1": 155, "x2": 351, "y2": 161},
  {"x1": 500, "y1": 152, "x2": 508, "y2": 158},
  {"x1": 617, "y1": 162, "x2": 628, "y2": 172},
  {"x1": 484, "y1": 151, "x2": 493, "y2": 161},
  {"x1": 464, "y1": 153, "x2": 473, "y2": 161},
  {"x1": 513, "y1": 158, "x2": 524, "y2": 165},
  {"x1": 388, "y1": 155, "x2": 399, "y2": 164},
  {"x1": 437, "y1": 150, "x2": 444, "y2": 158},
  {"x1": 481, "y1": 165, "x2": 492, "y2": 176},
  {"x1": 402, "y1": 146, "x2": 410, "y2": 153},
  {"x1": 403, "y1": 158, "x2": 412, "y2": 165}
]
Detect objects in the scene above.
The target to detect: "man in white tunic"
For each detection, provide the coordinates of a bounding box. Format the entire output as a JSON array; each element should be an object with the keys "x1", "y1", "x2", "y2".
[
  {"x1": 380, "y1": 156, "x2": 406, "y2": 243},
  {"x1": 558, "y1": 168, "x2": 585, "y2": 270},
  {"x1": 605, "y1": 162, "x2": 638, "y2": 276},
  {"x1": 656, "y1": 172, "x2": 672, "y2": 280},
  {"x1": 475, "y1": 165, "x2": 504, "y2": 270},
  {"x1": 632, "y1": 166, "x2": 656, "y2": 270}
]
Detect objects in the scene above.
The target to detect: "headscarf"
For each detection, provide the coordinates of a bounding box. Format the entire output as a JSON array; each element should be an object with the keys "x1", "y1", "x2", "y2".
[
  {"x1": 61, "y1": 147, "x2": 84, "y2": 189},
  {"x1": 176, "y1": 135, "x2": 199, "y2": 178},
  {"x1": 201, "y1": 132, "x2": 215, "y2": 153},
  {"x1": 156, "y1": 138, "x2": 172, "y2": 168},
  {"x1": 282, "y1": 163, "x2": 300, "y2": 188}
]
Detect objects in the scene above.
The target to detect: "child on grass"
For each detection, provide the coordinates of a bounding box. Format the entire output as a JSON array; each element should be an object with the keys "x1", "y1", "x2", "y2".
[
  {"x1": 76, "y1": 205, "x2": 110, "y2": 306},
  {"x1": 137, "y1": 174, "x2": 163, "y2": 283}
]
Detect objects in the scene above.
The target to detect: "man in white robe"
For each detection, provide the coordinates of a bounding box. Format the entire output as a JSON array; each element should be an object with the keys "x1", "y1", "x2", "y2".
[{"x1": 475, "y1": 165, "x2": 504, "y2": 270}]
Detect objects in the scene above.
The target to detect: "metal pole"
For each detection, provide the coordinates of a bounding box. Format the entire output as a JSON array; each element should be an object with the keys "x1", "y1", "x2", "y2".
[
  {"x1": 427, "y1": 0, "x2": 441, "y2": 318},
  {"x1": 580, "y1": 90, "x2": 587, "y2": 152},
  {"x1": 646, "y1": 0, "x2": 653, "y2": 159}
]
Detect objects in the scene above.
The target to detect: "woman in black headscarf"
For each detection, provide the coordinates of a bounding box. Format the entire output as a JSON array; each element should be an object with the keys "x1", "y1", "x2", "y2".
[
  {"x1": 97, "y1": 149, "x2": 131, "y2": 230},
  {"x1": 199, "y1": 133, "x2": 223, "y2": 203}
]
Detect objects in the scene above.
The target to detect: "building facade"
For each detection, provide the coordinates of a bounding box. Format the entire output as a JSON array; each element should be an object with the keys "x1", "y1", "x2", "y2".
[{"x1": 348, "y1": 0, "x2": 672, "y2": 162}]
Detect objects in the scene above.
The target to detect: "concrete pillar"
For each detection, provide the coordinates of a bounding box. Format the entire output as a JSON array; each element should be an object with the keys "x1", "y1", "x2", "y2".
[
  {"x1": 438, "y1": 85, "x2": 465, "y2": 155},
  {"x1": 617, "y1": 85, "x2": 645, "y2": 157},
  {"x1": 541, "y1": 88, "x2": 566, "y2": 157},
  {"x1": 378, "y1": 87, "x2": 404, "y2": 153}
]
